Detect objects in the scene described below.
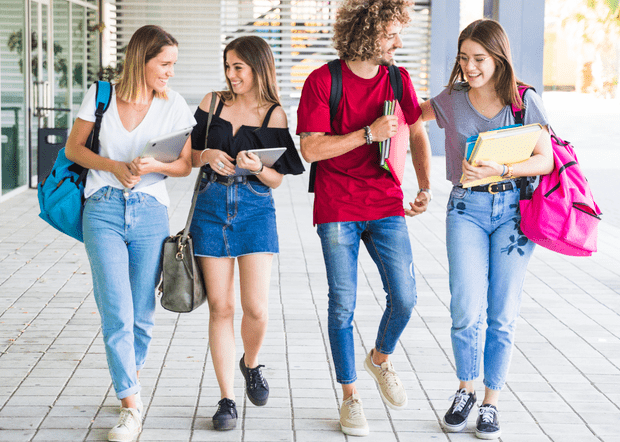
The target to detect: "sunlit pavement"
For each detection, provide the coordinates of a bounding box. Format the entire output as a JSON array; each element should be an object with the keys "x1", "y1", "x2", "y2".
[{"x1": 0, "y1": 92, "x2": 618, "y2": 442}]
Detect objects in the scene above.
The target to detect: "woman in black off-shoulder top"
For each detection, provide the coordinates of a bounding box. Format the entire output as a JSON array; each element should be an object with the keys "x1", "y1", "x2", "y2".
[{"x1": 189, "y1": 36, "x2": 304, "y2": 431}]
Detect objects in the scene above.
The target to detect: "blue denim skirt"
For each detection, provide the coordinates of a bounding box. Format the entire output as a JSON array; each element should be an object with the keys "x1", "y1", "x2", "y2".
[{"x1": 190, "y1": 177, "x2": 278, "y2": 257}]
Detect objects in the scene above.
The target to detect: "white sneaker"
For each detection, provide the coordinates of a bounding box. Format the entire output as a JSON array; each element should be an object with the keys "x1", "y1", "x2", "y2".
[
  {"x1": 340, "y1": 393, "x2": 369, "y2": 437},
  {"x1": 364, "y1": 350, "x2": 408, "y2": 409},
  {"x1": 108, "y1": 407, "x2": 142, "y2": 442}
]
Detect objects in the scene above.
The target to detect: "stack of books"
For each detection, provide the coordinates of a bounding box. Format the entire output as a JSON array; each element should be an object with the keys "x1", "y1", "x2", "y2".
[{"x1": 378, "y1": 100, "x2": 409, "y2": 185}]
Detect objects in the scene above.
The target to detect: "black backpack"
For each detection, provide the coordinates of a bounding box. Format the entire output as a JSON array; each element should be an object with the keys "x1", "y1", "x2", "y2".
[{"x1": 307, "y1": 59, "x2": 404, "y2": 192}]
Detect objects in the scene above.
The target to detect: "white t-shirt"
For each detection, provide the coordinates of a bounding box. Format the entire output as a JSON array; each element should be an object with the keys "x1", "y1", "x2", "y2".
[{"x1": 76, "y1": 83, "x2": 196, "y2": 207}]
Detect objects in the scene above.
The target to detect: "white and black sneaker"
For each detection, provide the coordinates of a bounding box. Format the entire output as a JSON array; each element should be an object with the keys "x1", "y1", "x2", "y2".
[
  {"x1": 442, "y1": 388, "x2": 477, "y2": 432},
  {"x1": 475, "y1": 404, "x2": 501, "y2": 440}
]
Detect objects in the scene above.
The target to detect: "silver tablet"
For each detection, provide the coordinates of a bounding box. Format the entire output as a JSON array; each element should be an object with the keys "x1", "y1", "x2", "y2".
[
  {"x1": 140, "y1": 126, "x2": 194, "y2": 162},
  {"x1": 132, "y1": 126, "x2": 194, "y2": 190},
  {"x1": 234, "y1": 147, "x2": 287, "y2": 176}
]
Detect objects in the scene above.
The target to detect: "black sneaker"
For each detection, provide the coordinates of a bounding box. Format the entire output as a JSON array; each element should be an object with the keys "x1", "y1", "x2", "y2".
[
  {"x1": 239, "y1": 354, "x2": 269, "y2": 406},
  {"x1": 442, "y1": 388, "x2": 477, "y2": 432},
  {"x1": 213, "y1": 398, "x2": 237, "y2": 431},
  {"x1": 475, "y1": 404, "x2": 501, "y2": 440}
]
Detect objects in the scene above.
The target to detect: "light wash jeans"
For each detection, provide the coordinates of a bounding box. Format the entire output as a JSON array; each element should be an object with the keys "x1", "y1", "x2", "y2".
[
  {"x1": 83, "y1": 187, "x2": 169, "y2": 399},
  {"x1": 317, "y1": 216, "x2": 417, "y2": 384},
  {"x1": 446, "y1": 185, "x2": 535, "y2": 391}
]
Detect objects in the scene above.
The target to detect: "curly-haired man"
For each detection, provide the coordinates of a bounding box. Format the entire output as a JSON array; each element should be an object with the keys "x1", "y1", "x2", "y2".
[{"x1": 296, "y1": 0, "x2": 432, "y2": 436}]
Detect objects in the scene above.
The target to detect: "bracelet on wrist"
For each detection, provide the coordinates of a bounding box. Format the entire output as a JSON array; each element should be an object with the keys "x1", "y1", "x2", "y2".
[
  {"x1": 200, "y1": 148, "x2": 210, "y2": 165},
  {"x1": 250, "y1": 163, "x2": 264, "y2": 175},
  {"x1": 506, "y1": 164, "x2": 514, "y2": 178},
  {"x1": 417, "y1": 188, "x2": 433, "y2": 202},
  {"x1": 501, "y1": 164, "x2": 507, "y2": 177},
  {"x1": 364, "y1": 126, "x2": 373, "y2": 145}
]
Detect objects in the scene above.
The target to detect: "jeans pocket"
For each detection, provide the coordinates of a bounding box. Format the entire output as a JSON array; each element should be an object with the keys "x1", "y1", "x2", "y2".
[
  {"x1": 245, "y1": 180, "x2": 271, "y2": 197},
  {"x1": 142, "y1": 193, "x2": 164, "y2": 208}
]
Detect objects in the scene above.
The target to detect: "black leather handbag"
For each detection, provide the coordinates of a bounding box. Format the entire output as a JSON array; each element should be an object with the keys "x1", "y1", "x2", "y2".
[{"x1": 159, "y1": 94, "x2": 216, "y2": 313}]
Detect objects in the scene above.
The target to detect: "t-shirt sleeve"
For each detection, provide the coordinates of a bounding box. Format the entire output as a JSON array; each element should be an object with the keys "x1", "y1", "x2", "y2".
[
  {"x1": 296, "y1": 66, "x2": 332, "y2": 135},
  {"x1": 170, "y1": 92, "x2": 196, "y2": 131},
  {"x1": 76, "y1": 83, "x2": 98, "y2": 123},
  {"x1": 254, "y1": 127, "x2": 305, "y2": 175},
  {"x1": 429, "y1": 88, "x2": 452, "y2": 129},
  {"x1": 191, "y1": 107, "x2": 210, "y2": 151},
  {"x1": 522, "y1": 88, "x2": 549, "y2": 127},
  {"x1": 399, "y1": 67, "x2": 422, "y2": 125}
]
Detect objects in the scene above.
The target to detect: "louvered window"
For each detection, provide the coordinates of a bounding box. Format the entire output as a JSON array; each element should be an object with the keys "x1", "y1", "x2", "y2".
[{"x1": 112, "y1": 0, "x2": 431, "y2": 126}]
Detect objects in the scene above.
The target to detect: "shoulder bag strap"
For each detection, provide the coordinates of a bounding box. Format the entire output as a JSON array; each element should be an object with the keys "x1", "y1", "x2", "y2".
[{"x1": 181, "y1": 92, "x2": 217, "y2": 239}]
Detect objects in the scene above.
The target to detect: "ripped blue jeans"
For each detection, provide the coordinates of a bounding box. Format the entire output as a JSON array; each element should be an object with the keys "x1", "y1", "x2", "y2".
[
  {"x1": 446, "y1": 185, "x2": 535, "y2": 391},
  {"x1": 317, "y1": 216, "x2": 417, "y2": 384}
]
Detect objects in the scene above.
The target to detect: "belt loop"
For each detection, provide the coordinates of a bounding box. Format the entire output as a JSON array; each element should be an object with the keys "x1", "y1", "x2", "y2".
[{"x1": 105, "y1": 186, "x2": 112, "y2": 199}]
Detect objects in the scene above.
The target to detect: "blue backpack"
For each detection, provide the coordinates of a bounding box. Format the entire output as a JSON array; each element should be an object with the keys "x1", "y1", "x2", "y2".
[{"x1": 38, "y1": 81, "x2": 112, "y2": 242}]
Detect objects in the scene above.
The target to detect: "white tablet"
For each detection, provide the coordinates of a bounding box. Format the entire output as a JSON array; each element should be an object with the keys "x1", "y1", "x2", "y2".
[
  {"x1": 140, "y1": 126, "x2": 194, "y2": 162},
  {"x1": 234, "y1": 147, "x2": 287, "y2": 176}
]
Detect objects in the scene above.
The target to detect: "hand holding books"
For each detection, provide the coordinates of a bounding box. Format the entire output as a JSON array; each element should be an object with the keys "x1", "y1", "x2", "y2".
[{"x1": 461, "y1": 123, "x2": 543, "y2": 188}]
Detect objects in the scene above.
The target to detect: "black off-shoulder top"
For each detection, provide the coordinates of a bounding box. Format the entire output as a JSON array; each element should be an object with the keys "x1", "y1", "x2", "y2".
[{"x1": 191, "y1": 99, "x2": 305, "y2": 179}]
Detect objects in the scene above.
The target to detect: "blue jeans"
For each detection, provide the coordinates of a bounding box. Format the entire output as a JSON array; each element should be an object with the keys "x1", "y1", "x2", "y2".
[
  {"x1": 317, "y1": 216, "x2": 417, "y2": 384},
  {"x1": 446, "y1": 185, "x2": 535, "y2": 391},
  {"x1": 83, "y1": 187, "x2": 169, "y2": 399}
]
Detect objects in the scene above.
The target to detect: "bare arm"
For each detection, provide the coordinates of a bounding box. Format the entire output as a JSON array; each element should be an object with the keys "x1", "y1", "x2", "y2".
[
  {"x1": 405, "y1": 118, "x2": 433, "y2": 217},
  {"x1": 65, "y1": 118, "x2": 141, "y2": 188},
  {"x1": 462, "y1": 125, "x2": 554, "y2": 183},
  {"x1": 299, "y1": 114, "x2": 399, "y2": 163},
  {"x1": 419, "y1": 100, "x2": 436, "y2": 122}
]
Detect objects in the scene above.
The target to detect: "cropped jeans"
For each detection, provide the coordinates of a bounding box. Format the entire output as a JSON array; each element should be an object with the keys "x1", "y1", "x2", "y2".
[
  {"x1": 317, "y1": 216, "x2": 417, "y2": 384},
  {"x1": 83, "y1": 187, "x2": 169, "y2": 400},
  {"x1": 446, "y1": 185, "x2": 535, "y2": 391}
]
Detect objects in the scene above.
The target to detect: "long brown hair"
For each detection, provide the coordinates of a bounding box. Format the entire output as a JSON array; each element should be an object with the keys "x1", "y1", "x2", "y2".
[
  {"x1": 115, "y1": 25, "x2": 178, "y2": 102},
  {"x1": 448, "y1": 19, "x2": 526, "y2": 109},
  {"x1": 220, "y1": 36, "x2": 280, "y2": 109}
]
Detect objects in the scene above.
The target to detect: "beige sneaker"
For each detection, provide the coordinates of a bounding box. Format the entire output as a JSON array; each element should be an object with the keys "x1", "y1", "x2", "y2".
[
  {"x1": 364, "y1": 350, "x2": 408, "y2": 409},
  {"x1": 108, "y1": 407, "x2": 142, "y2": 442},
  {"x1": 340, "y1": 393, "x2": 369, "y2": 437}
]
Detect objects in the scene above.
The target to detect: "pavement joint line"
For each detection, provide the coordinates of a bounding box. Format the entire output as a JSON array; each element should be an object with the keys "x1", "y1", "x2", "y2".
[
  {"x1": 278, "y1": 233, "x2": 296, "y2": 442},
  {"x1": 287, "y1": 180, "x2": 342, "y2": 418},
  {"x1": 189, "y1": 313, "x2": 210, "y2": 441}
]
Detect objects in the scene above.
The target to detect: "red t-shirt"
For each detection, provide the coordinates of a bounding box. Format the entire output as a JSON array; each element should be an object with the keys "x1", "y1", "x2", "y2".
[{"x1": 296, "y1": 60, "x2": 422, "y2": 225}]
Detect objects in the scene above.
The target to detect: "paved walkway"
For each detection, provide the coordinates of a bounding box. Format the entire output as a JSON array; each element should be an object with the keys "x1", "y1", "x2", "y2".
[{"x1": 1, "y1": 92, "x2": 620, "y2": 442}]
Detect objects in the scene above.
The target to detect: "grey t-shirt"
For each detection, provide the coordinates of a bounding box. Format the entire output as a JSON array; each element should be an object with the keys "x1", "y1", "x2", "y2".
[{"x1": 430, "y1": 83, "x2": 549, "y2": 185}]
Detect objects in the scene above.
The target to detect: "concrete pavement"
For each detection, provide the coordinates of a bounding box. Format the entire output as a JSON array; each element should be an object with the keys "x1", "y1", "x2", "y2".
[{"x1": 1, "y1": 92, "x2": 620, "y2": 442}]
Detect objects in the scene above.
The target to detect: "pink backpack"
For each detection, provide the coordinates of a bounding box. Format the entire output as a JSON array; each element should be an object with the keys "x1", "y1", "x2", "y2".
[{"x1": 513, "y1": 86, "x2": 602, "y2": 256}]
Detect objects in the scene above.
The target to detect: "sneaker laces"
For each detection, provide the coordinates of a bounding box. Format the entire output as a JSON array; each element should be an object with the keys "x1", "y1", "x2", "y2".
[
  {"x1": 247, "y1": 365, "x2": 266, "y2": 389},
  {"x1": 479, "y1": 405, "x2": 497, "y2": 424},
  {"x1": 344, "y1": 397, "x2": 364, "y2": 419},
  {"x1": 379, "y1": 361, "x2": 401, "y2": 389},
  {"x1": 217, "y1": 398, "x2": 236, "y2": 413},
  {"x1": 448, "y1": 390, "x2": 470, "y2": 413},
  {"x1": 116, "y1": 408, "x2": 136, "y2": 428}
]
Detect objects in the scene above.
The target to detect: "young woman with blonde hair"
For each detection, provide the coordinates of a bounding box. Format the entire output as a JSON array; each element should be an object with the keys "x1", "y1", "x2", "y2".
[
  {"x1": 420, "y1": 19, "x2": 553, "y2": 439},
  {"x1": 65, "y1": 25, "x2": 195, "y2": 441},
  {"x1": 190, "y1": 35, "x2": 304, "y2": 431}
]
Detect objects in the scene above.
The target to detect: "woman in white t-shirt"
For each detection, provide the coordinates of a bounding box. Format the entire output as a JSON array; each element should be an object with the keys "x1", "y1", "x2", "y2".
[{"x1": 65, "y1": 25, "x2": 195, "y2": 442}]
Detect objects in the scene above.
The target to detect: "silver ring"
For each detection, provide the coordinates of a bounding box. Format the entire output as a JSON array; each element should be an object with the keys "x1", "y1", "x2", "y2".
[{"x1": 217, "y1": 161, "x2": 225, "y2": 169}]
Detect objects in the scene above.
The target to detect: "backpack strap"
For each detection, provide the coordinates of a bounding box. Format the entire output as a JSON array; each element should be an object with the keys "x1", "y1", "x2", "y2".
[
  {"x1": 77, "y1": 81, "x2": 112, "y2": 186},
  {"x1": 388, "y1": 65, "x2": 403, "y2": 102},
  {"x1": 512, "y1": 85, "x2": 534, "y2": 126},
  {"x1": 88, "y1": 81, "x2": 113, "y2": 155},
  {"x1": 308, "y1": 60, "x2": 404, "y2": 193}
]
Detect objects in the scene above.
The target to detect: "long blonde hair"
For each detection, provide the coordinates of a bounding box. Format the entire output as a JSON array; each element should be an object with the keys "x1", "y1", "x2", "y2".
[
  {"x1": 220, "y1": 36, "x2": 280, "y2": 109},
  {"x1": 115, "y1": 25, "x2": 178, "y2": 102}
]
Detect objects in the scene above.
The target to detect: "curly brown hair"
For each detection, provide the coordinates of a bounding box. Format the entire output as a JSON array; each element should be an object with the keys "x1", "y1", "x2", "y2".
[{"x1": 333, "y1": 0, "x2": 412, "y2": 61}]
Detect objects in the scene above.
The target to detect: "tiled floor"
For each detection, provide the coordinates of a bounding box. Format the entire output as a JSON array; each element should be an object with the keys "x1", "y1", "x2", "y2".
[{"x1": 1, "y1": 92, "x2": 619, "y2": 441}]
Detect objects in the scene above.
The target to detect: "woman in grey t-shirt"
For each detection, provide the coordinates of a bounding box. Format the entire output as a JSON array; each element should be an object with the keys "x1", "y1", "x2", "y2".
[{"x1": 419, "y1": 19, "x2": 553, "y2": 440}]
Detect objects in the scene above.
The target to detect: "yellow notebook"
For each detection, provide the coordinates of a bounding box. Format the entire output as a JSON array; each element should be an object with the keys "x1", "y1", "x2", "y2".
[{"x1": 461, "y1": 123, "x2": 543, "y2": 188}]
